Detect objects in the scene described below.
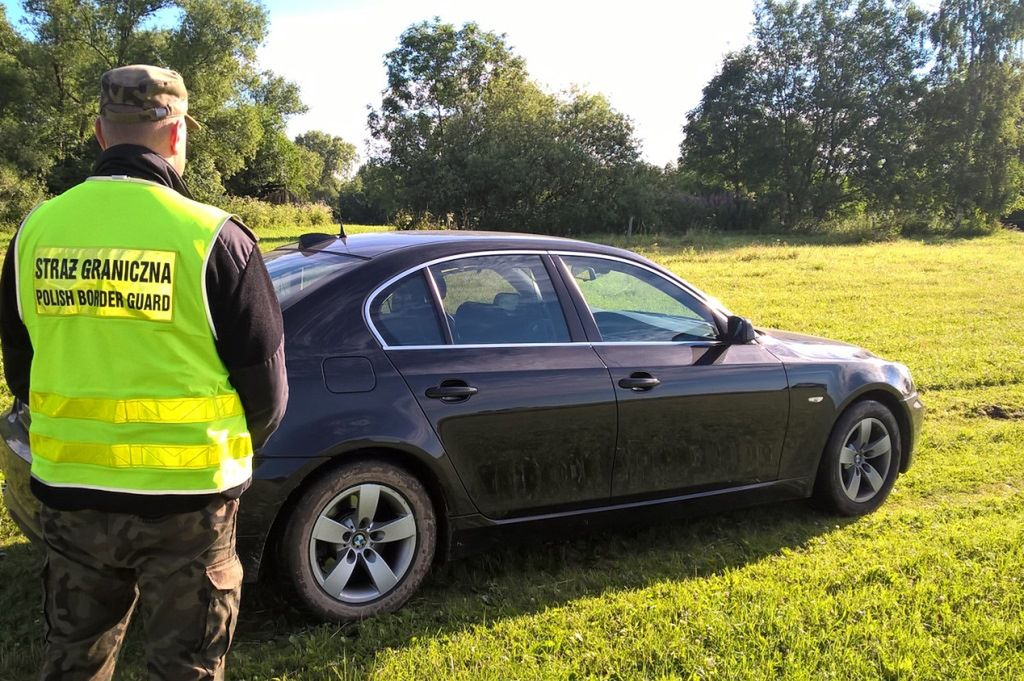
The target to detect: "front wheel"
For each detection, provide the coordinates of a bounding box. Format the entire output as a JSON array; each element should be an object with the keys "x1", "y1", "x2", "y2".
[
  {"x1": 281, "y1": 460, "x2": 436, "y2": 621},
  {"x1": 813, "y1": 400, "x2": 902, "y2": 516}
]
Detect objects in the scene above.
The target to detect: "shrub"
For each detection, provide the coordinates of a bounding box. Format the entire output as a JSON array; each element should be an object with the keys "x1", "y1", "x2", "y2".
[
  {"x1": 216, "y1": 196, "x2": 333, "y2": 229},
  {"x1": 338, "y1": 183, "x2": 389, "y2": 225},
  {"x1": 664, "y1": 191, "x2": 769, "y2": 233},
  {"x1": 795, "y1": 213, "x2": 902, "y2": 243},
  {"x1": 0, "y1": 165, "x2": 46, "y2": 229}
]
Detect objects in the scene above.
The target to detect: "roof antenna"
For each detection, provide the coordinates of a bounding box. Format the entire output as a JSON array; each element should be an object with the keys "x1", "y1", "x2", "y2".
[{"x1": 296, "y1": 218, "x2": 346, "y2": 251}]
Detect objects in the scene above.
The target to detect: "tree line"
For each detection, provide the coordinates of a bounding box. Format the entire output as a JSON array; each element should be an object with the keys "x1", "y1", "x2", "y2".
[
  {"x1": 680, "y1": 0, "x2": 1024, "y2": 233},
  {"x1": 2, "y1": 0, "x2": 1023, "y2": 235}
]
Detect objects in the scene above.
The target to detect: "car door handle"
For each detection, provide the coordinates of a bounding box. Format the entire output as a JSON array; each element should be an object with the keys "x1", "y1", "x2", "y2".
[
  {"x1": 618, "y1": 373, "x2": 661, "y2": 391},
  {"x1": 425, "y1": 384, "x2": 479, "y2": 400}
]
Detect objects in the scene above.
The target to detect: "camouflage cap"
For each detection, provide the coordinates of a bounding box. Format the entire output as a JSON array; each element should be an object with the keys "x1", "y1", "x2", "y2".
[{"x1": 100, "y1": 64, "x2": 200, "y2": 130}]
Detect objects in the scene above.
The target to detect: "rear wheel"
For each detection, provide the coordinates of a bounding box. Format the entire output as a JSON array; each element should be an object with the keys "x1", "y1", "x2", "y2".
[
  {"x1": 281, "y1": 460, "x2": 436, "y2": 621},
  {"x1": 813, "y1": 400, "x2": 902, "y2": 516}
]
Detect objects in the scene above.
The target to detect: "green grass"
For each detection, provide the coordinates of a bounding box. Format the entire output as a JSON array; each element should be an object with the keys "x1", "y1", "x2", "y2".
[
  {"x1": 257, "y1": 223, "x2": 394, "y2": 252},
  {"x1": 2, "y1": 227, "x2": 1024, "y2": 679}
]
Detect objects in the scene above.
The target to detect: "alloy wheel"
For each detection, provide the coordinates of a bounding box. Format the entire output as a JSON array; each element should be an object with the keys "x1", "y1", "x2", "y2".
[
  {"x1": 838, "y1": 417, "x2": 893, "y2": 503},
  {"x1": 308, "y1": 483, "x2": 418, "y2": 603}
]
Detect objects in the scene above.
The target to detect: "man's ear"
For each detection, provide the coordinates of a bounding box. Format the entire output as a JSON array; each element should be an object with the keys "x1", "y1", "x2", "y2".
[
  {"x1": 169, "y1": 118, "x2": 186, "y2": 155},
  {"x1": 95, "y1": 118, "x2": 108, "y2": 150}
]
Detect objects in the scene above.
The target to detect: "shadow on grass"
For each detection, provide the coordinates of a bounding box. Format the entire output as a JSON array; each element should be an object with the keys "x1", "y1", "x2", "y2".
[
  {"x1": 0, "y1": 499, "x2": 857, "y2": 677},
  {"x1": 232, "y1": 499, "x2": 857, "y2": 674},
  {"x1": 0, "y1": 537, "x2": 46, "y2": 676}
]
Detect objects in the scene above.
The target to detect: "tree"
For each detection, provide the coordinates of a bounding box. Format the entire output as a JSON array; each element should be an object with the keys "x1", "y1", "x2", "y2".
[
  {"x1": 165, "y1": 0, "x2": 274, "y2": 199},
  {"x1": 0, "y1": 6, "x2": 55, "y2": 223},
  {"x1": 295, "y1": 130, "x2": 357, "y2": 207},
  {"x1": 681, "y1": 0, "x2": 928, "y2": 227},
  {"x1": 0, "y1": 0, "x2": 308, "y2": 201},
  {"x1": 222, "y1": 72, "x2": 324, "y2": 200},
  {"x1": 368, "y1": 18, "x2": 528, "y2": 223},
  {"x1": 681, "y1": 49, "x2": 779, "y2": 198},
  {"x1": 919, "y1": 0, "x2": 1024, "y2": 225},
  {"x1": 339, "y1": 162, "x2": 397, "y2": 225},
  {"x1": 368, "y1": 19, "x2": 644, "y2": 232}
]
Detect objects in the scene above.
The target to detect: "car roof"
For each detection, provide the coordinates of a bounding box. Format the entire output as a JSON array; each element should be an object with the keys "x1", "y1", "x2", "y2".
[{"x1": 277, "y1": 230, "x2": 630, "y2": 259}]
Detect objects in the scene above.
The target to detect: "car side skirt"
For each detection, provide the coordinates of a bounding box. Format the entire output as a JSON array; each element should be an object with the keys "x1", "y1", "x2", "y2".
[{"x1": 445, "y1": 477, "x2": 813, "y2": 560}]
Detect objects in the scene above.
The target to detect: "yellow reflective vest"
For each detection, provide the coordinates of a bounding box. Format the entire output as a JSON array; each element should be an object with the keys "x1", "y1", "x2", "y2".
[{"x1": 16, "y1": 176, "x2": 253, "y2": 494}]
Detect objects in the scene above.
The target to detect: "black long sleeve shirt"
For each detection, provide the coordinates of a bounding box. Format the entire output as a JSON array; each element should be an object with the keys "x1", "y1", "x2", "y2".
[{"x1": 0, "y1": 145, "x2": 288, "y2": 516}]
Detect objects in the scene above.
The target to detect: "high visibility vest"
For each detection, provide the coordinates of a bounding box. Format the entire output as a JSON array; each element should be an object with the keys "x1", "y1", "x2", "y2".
[{"x1": 16, "y1": 176, "x2": 253, "y2": 494}]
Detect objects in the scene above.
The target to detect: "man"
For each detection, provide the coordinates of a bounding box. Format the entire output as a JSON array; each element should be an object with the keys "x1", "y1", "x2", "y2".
[{"x1": 0, "y1": 65, "x2": 288, "y2": 680}]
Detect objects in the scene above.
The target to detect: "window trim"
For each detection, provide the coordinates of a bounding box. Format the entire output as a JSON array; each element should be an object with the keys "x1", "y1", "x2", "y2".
[
  {"x1": 423, "y1": 268, "x2": 454, "y2": 344},
  {"x1": 368, "y1": 269, "x2": 449, "y2": 348},
  {"x1": 363, "y1": 249, "x2": 727, "y2": 350}
]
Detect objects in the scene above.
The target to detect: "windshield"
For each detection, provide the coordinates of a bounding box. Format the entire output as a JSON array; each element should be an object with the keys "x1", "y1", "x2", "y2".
[{"x1": 264, "y1": 250, "x2": 362, "y2": 308}]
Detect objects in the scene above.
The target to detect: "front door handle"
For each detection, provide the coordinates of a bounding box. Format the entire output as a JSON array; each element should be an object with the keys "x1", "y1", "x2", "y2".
[
  {"x1": 618, "y1": 373, "x2": 661, "y2": 391},
  {"x1": 425, "y1": 381, "x2": 479, "y2": 401}
]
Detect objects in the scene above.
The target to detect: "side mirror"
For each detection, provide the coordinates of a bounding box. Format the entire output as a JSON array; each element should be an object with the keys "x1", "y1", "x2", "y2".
[
  {"x1": 572, "y1": 265, "x2": 598, "y2": 282},
  {"x1": 725, "y1": 315, "x2": 756, "y2": 344}
]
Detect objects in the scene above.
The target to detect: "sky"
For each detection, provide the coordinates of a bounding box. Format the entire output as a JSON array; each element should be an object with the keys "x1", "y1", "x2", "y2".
[
  {"x1": 2, "y1": 0, "x2": 760, "y2": 166},
  {"x1": 259, "y1": 0, "x2": 757, "y2": 167}
]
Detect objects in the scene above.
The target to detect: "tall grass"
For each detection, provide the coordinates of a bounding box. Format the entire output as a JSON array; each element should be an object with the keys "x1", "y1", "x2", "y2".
[{"x1": 217, "y1": 196, "x2": 334, "y2": 230}]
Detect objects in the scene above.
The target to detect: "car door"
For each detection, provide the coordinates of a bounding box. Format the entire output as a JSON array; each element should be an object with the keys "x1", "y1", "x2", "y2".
[
  {"x1": 556, "y1": 253, "x2": 789, "y2": 499},
  {"x1": 368, "y1": 252, "x2": 617, "y2": 519}
]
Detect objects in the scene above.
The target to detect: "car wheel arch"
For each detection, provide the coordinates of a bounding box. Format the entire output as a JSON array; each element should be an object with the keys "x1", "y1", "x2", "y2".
[
  {"x1": 824, "y1": 386, "x2": 912, "y2": 477},
  {"x1": 264, "y1": 446, "x2": 452, "y2": 581}
]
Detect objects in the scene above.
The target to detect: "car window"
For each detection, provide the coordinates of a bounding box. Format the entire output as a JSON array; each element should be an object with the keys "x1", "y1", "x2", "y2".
[
  {"x1": 264, "y1": 250, "x2": 361, "y2": 309},
  {"x1": 429, "y1": 255, "x2": 570, "y2": 345},
  {"x1": 562, "y1": 255, "x2": 719, "y2": 342},
  {"x1": 369, "y1": 271, "x2": 445, "y2": 346}
]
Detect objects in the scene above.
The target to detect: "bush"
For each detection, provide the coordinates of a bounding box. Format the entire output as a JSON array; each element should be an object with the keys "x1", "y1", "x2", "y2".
[
  {"x1": 0, "y1": 165, "x2": 46, "y2": 229},
  {"x1": 795, "y1": 213, "x2": 902, "y2": 243},
  {"x1": 790, "y1": 210, "x2": 1000, "y2": 243},
  {"x1": 216, "y1": 196, "x2": 333, "y2": 229},
  {"x1": 664, "y1": 191, "x2": 769, "y2": 232},
  {"x1": 338, "y1": 184, "x2": 389, "y2": 225}
]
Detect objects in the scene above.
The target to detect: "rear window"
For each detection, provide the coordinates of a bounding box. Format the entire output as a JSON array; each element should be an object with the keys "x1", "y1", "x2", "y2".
[{"x1": 264, "y1": 250, "x2": 361, "y2": 308}]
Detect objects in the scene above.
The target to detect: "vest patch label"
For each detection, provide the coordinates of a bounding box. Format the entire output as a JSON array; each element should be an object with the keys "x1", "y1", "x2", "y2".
[{"x1": 33, "y1": 247, "x2": 176, "y2": 321}]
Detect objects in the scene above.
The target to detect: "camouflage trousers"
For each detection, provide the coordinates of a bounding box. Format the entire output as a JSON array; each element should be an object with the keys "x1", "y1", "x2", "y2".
[{"x1": 39, "y1": 498, "x2": 243, "y2": 681}]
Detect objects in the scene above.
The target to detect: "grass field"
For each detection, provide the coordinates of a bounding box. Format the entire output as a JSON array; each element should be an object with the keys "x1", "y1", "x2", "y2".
[{"x1": 1, "y1": 227, "x2": 1023, "y2": 679}]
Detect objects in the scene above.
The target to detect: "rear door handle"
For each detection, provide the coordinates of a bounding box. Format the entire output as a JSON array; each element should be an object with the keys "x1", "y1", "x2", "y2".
[
  {"x1": 618, "y1": 373, "x2": 661, "y2": 391},
  {"x1": 425, "y1": 382, "x2": 479, "y2": 401}
]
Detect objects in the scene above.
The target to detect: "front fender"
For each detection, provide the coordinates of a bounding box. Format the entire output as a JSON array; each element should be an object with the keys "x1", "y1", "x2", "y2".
[{"x1": 774, "y1": 359, "x2": 919, "y2": 485}]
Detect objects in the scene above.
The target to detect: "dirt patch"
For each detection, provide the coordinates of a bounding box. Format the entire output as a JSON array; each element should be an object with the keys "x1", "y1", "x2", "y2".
[{"x1": 979, "y1": 404, "x2": 1024, "y2": 420}]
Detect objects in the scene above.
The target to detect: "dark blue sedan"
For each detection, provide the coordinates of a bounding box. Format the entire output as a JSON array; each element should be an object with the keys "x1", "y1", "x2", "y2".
[{"x1": 2, "y1": 230, "x2": 924, "y2": 621}]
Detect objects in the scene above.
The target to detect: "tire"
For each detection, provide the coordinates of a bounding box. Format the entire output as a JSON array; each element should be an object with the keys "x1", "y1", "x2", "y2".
[
  {"x1": 813, "y1": 400, "x2": 902, "y2": 516},
  {"x1": 280, "y1": 460, "x2": 436, "y2": 621}
]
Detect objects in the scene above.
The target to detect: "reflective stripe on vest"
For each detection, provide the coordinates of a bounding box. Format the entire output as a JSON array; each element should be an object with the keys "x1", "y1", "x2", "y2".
[
  {"x1": 30, "y1": 433, "x2": 252, "y2": 469},
  {"x1": 29, "y1": 453, "x2": 254, "y2": 495},
  {"x1": 17, "y1": 177, "x2": 254, "y2": 494},
  {"x1": 30, "y1": 391, "x2": 244, "y2": 424}
]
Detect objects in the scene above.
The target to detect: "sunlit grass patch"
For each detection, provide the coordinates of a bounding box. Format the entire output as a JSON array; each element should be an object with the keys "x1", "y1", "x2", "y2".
[
  {"x1": 256, "y1": 223, "x2": 393, "y2": 252},
  {"x1": 1, "y1": 228, "x2": 1023, "y2": 680}
]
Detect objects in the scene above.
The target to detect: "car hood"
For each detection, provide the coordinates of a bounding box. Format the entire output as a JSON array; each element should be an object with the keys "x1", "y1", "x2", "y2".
[{"x1": 756, "y1": 328, "x2": 877, "y2": 362}]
